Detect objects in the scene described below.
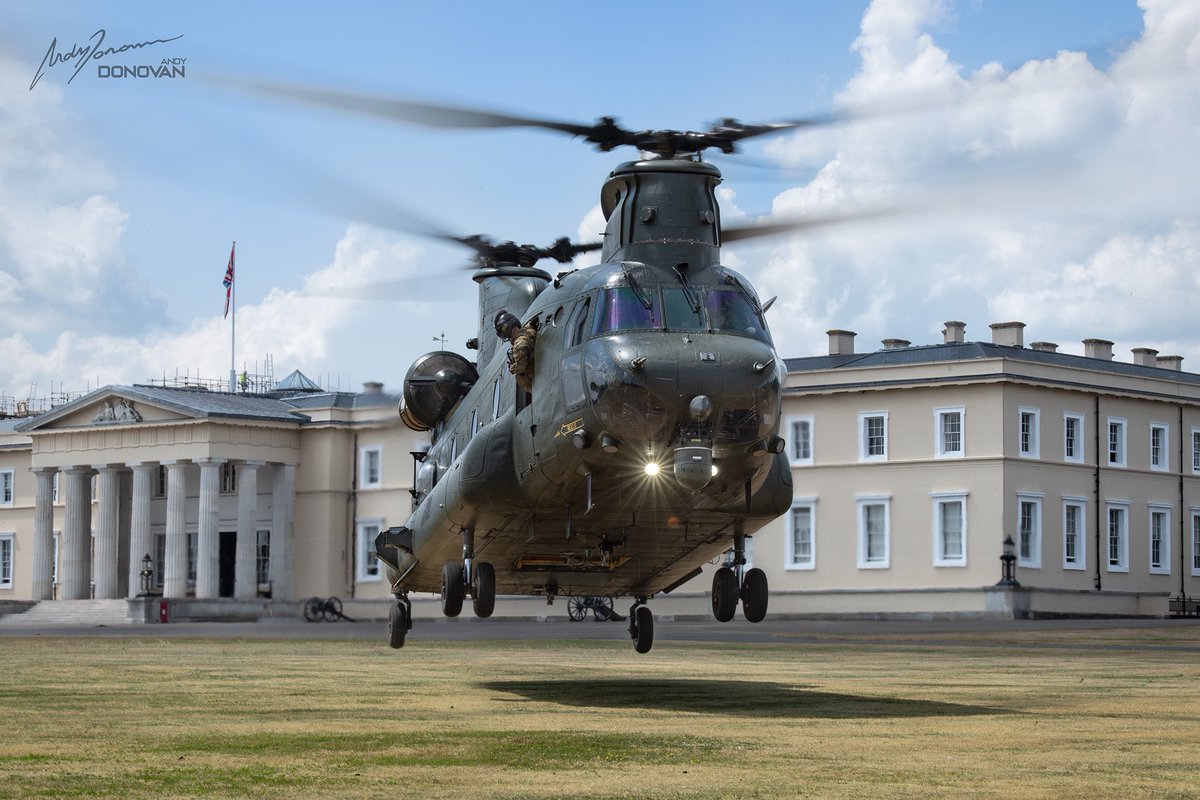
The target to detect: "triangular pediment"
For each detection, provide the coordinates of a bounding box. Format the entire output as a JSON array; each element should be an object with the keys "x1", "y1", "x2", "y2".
[{"x1": 17, "y1": 388, "x2": 198, "y2": 432}]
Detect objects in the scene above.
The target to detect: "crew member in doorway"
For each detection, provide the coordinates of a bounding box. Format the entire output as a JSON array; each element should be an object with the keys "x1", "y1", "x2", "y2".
[{"x1": 494, "y1": 310, "x2": 537, "y2": 391}]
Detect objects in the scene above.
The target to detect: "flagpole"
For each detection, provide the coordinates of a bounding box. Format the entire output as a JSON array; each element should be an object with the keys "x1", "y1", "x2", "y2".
[{"x1": 229, "y1": 241, "x2": 236, "y2": 392}]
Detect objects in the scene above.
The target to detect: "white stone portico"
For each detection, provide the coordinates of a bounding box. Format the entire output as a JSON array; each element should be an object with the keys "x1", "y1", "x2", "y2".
[{"x1": 15, "y1": 386, "x2": 303, "y2": 601}]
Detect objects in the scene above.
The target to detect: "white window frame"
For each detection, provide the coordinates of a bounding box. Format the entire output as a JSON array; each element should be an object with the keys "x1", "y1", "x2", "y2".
[
  {"x1": 1192, "y1": 428, "x2": 1200, "y2": 475},
  {"x1": 934, "y1": 407, "x2": 965, "y2": 459},
  {"x1": 0, "y1": 469, "x2": 12, "y2": 507},
  {"x1": 1063, "y1": 413, "x2": 1085, "y2": 464},
  {"x1": 931, "y1": 491, "x2": 968, "y2": 567},
  {"x1": 1148, "y1": 505, "x2": 1172, "y2": 575},
  {"x1": 0, "y1": 532, "x2": 13, "y2": 589},
  {"x1": 1107, "y1": 418, "x2": 1127, "y2": 468},
  {"x1": 220, "y1": 461, "x2": 237, "y2": 494},
  {"x1": 51, "y1": 531, "x2": 60, "y2": 586},
  {"x1": 1018, "y1": 407, "x2": 1040, "y2": 459},
  {"x1": 1105, "y1": 501, "x2": 1130, "y2": 573},
  {"x1": 858, "y1": 411, "x2": 889, "y2": 463},
  {"x1": 856, "y1": 495, "x2": 891, "y2": 569},
  {"x1": 360, "y1": 446, "x2": 383, "y2": 490},
  {"x1": 1016, "y1": 493, "x2": 1044, "y2": 569},
  {"x1": 355, "y1": 518, "x2": 383, "y2": 582},
  {"x1": 786, "y1": 498, "x2": 816, "y2": 570},
  {"x1": 1150, "y1": 423, "x2": 1170, "y2": 472},
  {"x1": 52, "y1": 472, "x2": 61, "y2": 505},
  {"x1": 1062, "y1": 497, "x2": 1087, "y2": 571},
  {"x1": 787, "y1": 416, "x2": 814, "y2": 467},
  {"x1": 1191, "y1": 509, "x2": 1200, "y2": 577}
]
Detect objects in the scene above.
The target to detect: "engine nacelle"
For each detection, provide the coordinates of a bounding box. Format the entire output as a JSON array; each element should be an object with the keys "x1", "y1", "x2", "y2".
[{"x1": 399, "y1": 351, "x2": 479, "y2": 432}]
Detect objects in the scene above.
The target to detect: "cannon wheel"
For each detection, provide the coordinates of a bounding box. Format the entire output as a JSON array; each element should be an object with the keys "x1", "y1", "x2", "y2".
[{"x1": 567, "y1": 596, "x2": 587, "y2": 621}]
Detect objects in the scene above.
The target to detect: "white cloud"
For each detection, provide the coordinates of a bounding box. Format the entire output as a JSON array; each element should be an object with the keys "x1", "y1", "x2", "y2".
[{"x1": 747, "y1": 0, "x2": 1200, "y2": 363}]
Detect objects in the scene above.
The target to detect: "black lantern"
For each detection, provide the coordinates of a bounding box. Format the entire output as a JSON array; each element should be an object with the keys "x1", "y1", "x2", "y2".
[
  {"x1": 138, "y1": 553, "x2": 156, "y2": 597},
  {"x1": 996, "y1": 535, "x2": 1020, "y2": 587}
]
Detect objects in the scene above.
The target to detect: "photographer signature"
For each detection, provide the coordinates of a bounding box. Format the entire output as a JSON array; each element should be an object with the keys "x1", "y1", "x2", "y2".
[{"x1": 30, "y1": 29, "x2": 183, "y2": 90}]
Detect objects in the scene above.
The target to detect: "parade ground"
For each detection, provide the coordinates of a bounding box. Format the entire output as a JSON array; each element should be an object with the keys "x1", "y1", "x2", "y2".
[{"x1": 1, "y1": 618, "x2": 1198, "y2": 798}]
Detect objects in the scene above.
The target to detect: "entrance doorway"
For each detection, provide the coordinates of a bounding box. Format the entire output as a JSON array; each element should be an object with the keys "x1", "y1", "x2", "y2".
[{"x1": 218, "y1": 531, "x2": 236, "y2": 597}]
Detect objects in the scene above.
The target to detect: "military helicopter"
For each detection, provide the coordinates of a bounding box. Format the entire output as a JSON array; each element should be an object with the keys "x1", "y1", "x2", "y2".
[{"x1": 228, "y1": 81, "x2": 887, "y2": 653}]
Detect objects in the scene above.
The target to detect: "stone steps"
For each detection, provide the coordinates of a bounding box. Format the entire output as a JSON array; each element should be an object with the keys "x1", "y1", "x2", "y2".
[{"x1": 0, "y1": 599, "x2": 141, "y2": 628}]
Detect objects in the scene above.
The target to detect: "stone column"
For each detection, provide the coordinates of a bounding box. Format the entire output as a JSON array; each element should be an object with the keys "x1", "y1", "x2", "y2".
[
  {"x1": 30, "y1": 467, "x2": 57, "y2": 601},
  {"x1": 92, "y1": 465, "x2": 121, "y2": 599},
  {"x1": 235, "y1": 461, "x2": 262, "y2": 599},
  {"x1": 270, "y1": 463, "x2": 296, "y2": 600},
  {"x1": 195, "y1": 459, "x2": 223, "y2": 599},
  {"x1": 60, "y1": 467, "x2": 93, "y2": 600},
  {"x1": 163, "y1": 461, "x2": 190, "y2": 599},
  {"x1": 127, "y1": 464, "x2": 156, "y2": 598}
]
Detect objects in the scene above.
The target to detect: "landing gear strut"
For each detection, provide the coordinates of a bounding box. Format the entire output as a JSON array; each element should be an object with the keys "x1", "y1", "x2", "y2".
[
  {"x1": 628, "y1": 597, "x2": 654, "y2": 654},
  {"x1": 711, "y1": 527, "x2": 769, "y2": 623}
]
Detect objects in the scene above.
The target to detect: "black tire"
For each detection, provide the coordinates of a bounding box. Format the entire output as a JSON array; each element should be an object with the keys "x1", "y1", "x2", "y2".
[
  {"x1": 471, "y1": 562, "x2": 496, "y2": 619},
  {"x1": 567, "y1": 597, "x2": 587, "y2": 621},
  {"x1": 303, "y1": 597, "x2": 322, "y2": 623},
  {"x1": 632, "y1": 605, "x2": 654, "y2": 654},
  {"x1": 711, "y1": 567, "x2": 738, "y2": 623},
  {"x1": 441, "y1": 562, "x2": 465, "y2": 617},
  {"x1": 388, "y1": 603, "x2": 407, "y2": 649},
  {"x1": 323, "y1": 596, "x2": 343, "y2": 622},
  {"x1": 742, "y1": 567, "x2": 769, "y2": 623}
]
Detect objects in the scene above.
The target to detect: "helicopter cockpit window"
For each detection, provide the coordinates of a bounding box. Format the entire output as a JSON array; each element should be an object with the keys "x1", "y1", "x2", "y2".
[
  {"x1": 662, "y1": 287, "x2": 705, "y2": 331},
  {"x1": 592, "y1": 287, "x2": 660, "y2": 335},
  {"x1": 706, "y1": 288, "x2": 770, "y2": 342}
]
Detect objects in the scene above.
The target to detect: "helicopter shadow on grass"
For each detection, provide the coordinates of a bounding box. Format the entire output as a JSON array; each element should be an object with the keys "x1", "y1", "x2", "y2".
[{"x1": 479, "y1": 678, "x2": 1005, "y2": 719}]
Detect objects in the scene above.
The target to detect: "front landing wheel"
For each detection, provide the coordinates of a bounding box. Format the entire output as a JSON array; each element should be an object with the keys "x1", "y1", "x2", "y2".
[
  {"x1": 712, "y1": 567, "x2": 738, "y2": 623},
  {"x1": 741, "y1": 567, "x2": 769, "y2": 623},
  {"x1": 441, "y1": 562, "x2": 465, "y2": 617},
  {"x1": 471, "y1": 561, "x2": 496, "y2": 618}
]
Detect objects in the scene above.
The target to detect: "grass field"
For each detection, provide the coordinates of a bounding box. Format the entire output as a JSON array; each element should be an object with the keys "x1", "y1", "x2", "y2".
[{"x1": 0, "y1": 626, "x2": 1198, "y2": 799}]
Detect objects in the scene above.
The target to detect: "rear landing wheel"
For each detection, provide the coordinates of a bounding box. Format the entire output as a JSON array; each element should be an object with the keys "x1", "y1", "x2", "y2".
[
  {"x1": 632, "y1": 605, "x2": 654, "y2": 654},
  {"x1": 441, "y1": 561, "x2": 464, "y2": 617},
  {"x1": 388, "y1": 602, "x2": 408, "y2": 649},
  {"x1": 471, "y1": 561, "x2": 496, "y2": 618},
  {"x1": 712, "y1": 567, "x2": 738, "y2": 623},
  {"x1": 741, "y1": 567, "x2": 769, "y2": 623}
]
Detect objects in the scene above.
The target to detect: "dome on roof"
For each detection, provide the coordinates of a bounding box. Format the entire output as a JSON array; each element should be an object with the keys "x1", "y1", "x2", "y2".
[{"x1": 274, "y1": 370, "x2": 323, "y2": 393}]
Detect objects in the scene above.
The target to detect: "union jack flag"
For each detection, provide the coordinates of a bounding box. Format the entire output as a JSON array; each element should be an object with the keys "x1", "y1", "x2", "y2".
[{"x1": 223, "y1": 242, "x2": 235, "y2": 318}]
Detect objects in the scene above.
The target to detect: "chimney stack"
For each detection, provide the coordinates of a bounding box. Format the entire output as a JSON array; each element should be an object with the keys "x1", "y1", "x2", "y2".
[
  {"x1": 362, "y1": 381, "x2": 384, "y2": 394},
  {"x1": 1030, "y1": 341, "x2": 1058, "y2": 353},
  {"x1": 989, "y1": 321, "x2": 1026, "y2": 347},
  {"x1": 1131, "y1": 347, "x2": 1160, "y2": 368},
  {"x1": 881, "y1": 338, "x2": 911, "y2": 350},
  {"x1": 942, "y1": 321, "x2": 965, "y2": 344},
  {"x1": 827, "y1": 329, "x2": 856, "y2": 356},
  {"x1": 1083, "y1": 338, "x2": 1114, "y2": 361},
  {"x1": 1156, "y1": 355, "x2": 1183, "y2": 371}
]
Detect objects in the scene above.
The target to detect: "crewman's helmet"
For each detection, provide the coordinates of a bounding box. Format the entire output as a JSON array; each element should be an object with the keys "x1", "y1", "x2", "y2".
[{"x1": 494, "y1": 310, "x2": 520, "y2": 338}]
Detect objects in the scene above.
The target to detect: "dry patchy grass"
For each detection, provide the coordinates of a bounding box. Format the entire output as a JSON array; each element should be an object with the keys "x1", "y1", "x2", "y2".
[{"x1": 0, "y1": 629, "x2": 1198, "y2": 798}]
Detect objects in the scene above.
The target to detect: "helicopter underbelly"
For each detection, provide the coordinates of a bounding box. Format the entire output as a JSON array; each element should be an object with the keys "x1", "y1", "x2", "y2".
[{"x1": 397, "y1": 448, "x2": 792, "y2": 597}]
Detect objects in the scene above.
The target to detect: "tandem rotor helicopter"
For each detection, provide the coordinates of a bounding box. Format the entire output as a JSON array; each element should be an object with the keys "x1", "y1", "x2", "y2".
[{"x1": 232, "y1": 80, "x2": 904, "y2": 653}]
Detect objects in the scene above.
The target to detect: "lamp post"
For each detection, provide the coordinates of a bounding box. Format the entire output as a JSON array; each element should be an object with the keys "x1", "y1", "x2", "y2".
[
  {"x1": 996, "y1": 535, "x2": 1020, "y2": 587},
  {"x1": 137, "y1": 553, "x2": 156, "y2": 597}
]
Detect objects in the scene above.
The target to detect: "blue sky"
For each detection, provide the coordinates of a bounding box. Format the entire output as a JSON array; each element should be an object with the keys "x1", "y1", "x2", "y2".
[{"x1": 1, "y1": 0, "x2": 1196, "y2": 399}]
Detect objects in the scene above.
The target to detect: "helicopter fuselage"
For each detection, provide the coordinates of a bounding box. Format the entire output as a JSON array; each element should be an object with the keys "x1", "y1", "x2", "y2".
[{"x1": 386, "y1": 158, "x2": 793, "y2": 600}]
